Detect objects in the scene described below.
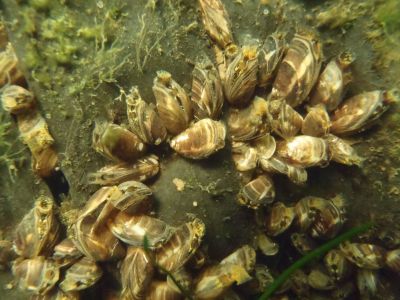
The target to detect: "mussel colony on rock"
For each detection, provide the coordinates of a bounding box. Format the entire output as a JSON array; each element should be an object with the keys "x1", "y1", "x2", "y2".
[{"x1": 0, "y1": 0, "x2": 399, "y2": 299}]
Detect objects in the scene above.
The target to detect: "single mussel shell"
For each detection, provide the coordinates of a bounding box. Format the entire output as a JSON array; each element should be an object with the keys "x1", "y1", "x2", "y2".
[
  {"x1": 356, "y1": 269, "x2": 378, "y2": 298},
  {"x1": 309, "y1": 51, "x2": 355, "y2": 112},
  {"x1": 290, "y1": 233, "x2": 317, "y2": 255},
  {"x1": 267, "y1": 99, "x2": 303, "y2": 139},
  {"x1": 340, "y1": 242, "x2": 386, "y2": 270},
  {"x1": 14, "y1": 196, "x2": 61, "y2": 258},
  {"x1": 1, "y1": 85, "x2": 35, "y2": 114},
  {"x1": 228, "y1": 96, "x2": 270, "y2": 142},
  {"x1": 237, "y1": 174, "x2": 275, "y2": 209},
  {"x1": 266, "y1": 202, "x2": 295, "y2": 236},
  {"x1": 198, "y1": 0, "x2": 234, "y2": 49},
  {"x1": 0, "y1": 43, "x2": 25, "y2": 86},
  {"x1": 259, "y1": 155, "x2": 308, "y2": 185},
  {"x1": 271, "y1": 31, "x2": 322, "y2": 107},
  {"x1": 53, "y1": 238, "x2": 82, "y2": 268},
  {"x1": 120, "y1": 247, "x2": 154, "y2": 299},
  {"x1": 324, "y1": 249, "x2": 352, "y2": 282},
  {"x1": 92, "y1": 122, "x2": 147, "y2": 163},
  {"x1": 152, "y1": 70, "x2": 192, "y2": 135},
  {"x1": 126, "y1": 86, "x2": 167, "y2": 145},
  {"x1": 191, "y1": 62, "x2": 224, "y2": 120},
  {"x1": 59, "y1": 257, "x2": 102, "y2": 292},
  {"x1": 258, "y1": 32, "x2": 286, "y2": 88},
  {"x1": 170, "y1": 118, "x2": 226, "y2": 159},
  {"x1": 277, "y1": 135, "x2": 330, "y2": 168},
  {"x1": 301, "y1": 104, "x2": 331, "y2": 137},
  {"x1": 223, "y1": 45, "x2": 258, "y2": 107},
  {"x1": 307, "y1": 266, "x2": 335, "y2": 291},
  {"x1": 109, "y1": 213, "x2": 174, "y2": 248},
  {"x1": 330, "y1": 90, "x2": 398, "y2": 136},
  {"x1": 87, "y1": 154, "x2": 160, "y2": 186},
  {"x1": 231, "y1": 141, "x2": 258, "y2": 172},
  {"x1": 156, "y1": 218, "x2": 205, "y2": 273},
  {"x1": 12, "y1": 256, "x2": 60, "y2": 295},
  {"x1": 385, "y1": 248, "x2": 400, "y2": 273},
  {"x1": 257, "y1": 234, "x2": 279, "y2": 256},
  {"x1": 294, "y1": 196, "x2": 328, "y2": 232},
  {"x1": 325, "y1": 134, "x2": 363, "y2": 166}
]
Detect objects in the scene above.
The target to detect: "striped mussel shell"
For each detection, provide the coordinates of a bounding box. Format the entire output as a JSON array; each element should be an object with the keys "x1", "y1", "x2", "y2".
[
  {"x1": 325, "y1": 134, "x2": 363, "y2": 166},
  {"x1": 191, "y1": 62, "x2": 224, "y2": 120},
  {"x1": 385, "y1": 249, "x2": 400, "y2": 273},
  {"x1": 156, "y1": 218, "x2": 205, "y2": 273},
  {"x1": 277, "y1": 135, "x2": 330, "y2": 168},
  {"x1": 92, "y1": 122, "x2": 147, "y2": 163},
  {"x1": 257, "y1": 234, "x2": 279, "y2": 256},
  {"x1": 170, "y1": 118, "x2": 226, "y2": 159},
  {"x1": 237, "y1": 174, "x2": 275, "y2": 209},
  {"x1": 228, "y1": 96, "x2": 270, "y2": 142},
  {"x1": 258, "y1": 32, "x2": 286, "y2": 87},
  {"x1": 340, "y1": 242, "x2": 386, "y2": 270},
  {"x1": 330, "y1": 90, "x2": 398, "y2": 136},
  {"x1": 324, "y1": 249, "x2": 352, "y2": 282},
  {"x1": 220, "y1": 245, "x2": 256, "y2": 273},
  {"x1": 356, "y1": 269, "x2": 378, "y2": 298},
  {"x1": 109, "y1": 213, "x2": 174, "y2": 248},
  {"x1": 146, "y1": 281, "x2": 182, "y2": 300},
  {"x1": 194, "y1": 246, "x2": 255, "y2": 299},
  {"x1": 223, "y1": 45, "x2": 259, "y2": 107},
  {"x1": 253, "y1": 134, "x2": 276, "y2": 161},
  {"x1": 0, "y1": 43, "x2": 25, "y2": 87},
  {"x1": 166, "y1": 268, "x2": 193, "y2": 294},
  {"x1": 259, "y1": 155, "x2": 307, "y2": 185},
  {"x1": 266, "y1": 202, "x2": 295, "y2": 236},
  {"x1": 267, "y1": 99, "x2": 304, "y2": 139},
  {"x1": 309, "y1": 51, "x2": 355, "y2": 112},
  {"x1": 126, "y1": 86, "x2": 167, "y2": 145},
  {"x1": 294, "y1": 196, "x2": 329, "y2": 232},
  {"x1": 271, "y1": 31, "x2": 322, "y2": 107},
  {"x1": 71, "y1": 186, "x2": 128, "y2": 261},
  {"x1": 231, "y1": 141, "x2": 258, "y2": 172},
  {"x1": 198, "y1": 0, "x2": 234, "y2": 49},
  {"x1": 291, "y1": 233, "x2": 317, "y2": 255},
  {"x1": 12, "y1": 256, "x2": 60, "y2": 295},
  {"x1": 1, "y1": 85, "x2": 35, "y2": 114},
  {"x1": 302, "y1": 104, "x2": 331, "y2": 137},
  {"x1": 152, "y1": 70, "x2": 192, "y2": 135},
  {"x1": 120, "y1": 247, "x2": 154, "y2": 300},
  {"x1": 52, "y1": 238, "x2": 82, "y2": 268},
  {"x1": 59, "y1": 257, "x2": 102, "y2": 292},
  {"x1": 87, "y1": 154, "x2": 160, "y2": 186},
  {"x1": 307, "y1": 266, "x2": 335, "y2": 291},
  {"x1": 310, "y1": 197, "x2": 346, "y2": 239},
  {"x1": 14, "y1": 196, "x2": 61, "y2": 258}
]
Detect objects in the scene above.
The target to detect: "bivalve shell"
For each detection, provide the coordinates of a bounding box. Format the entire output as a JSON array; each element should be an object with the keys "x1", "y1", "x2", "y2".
[
  {"x1": 126, "y1": 86, "x2": 167, "y2": 145},
  {"x1": 1, "y1": 85, "x2": 35, "y2": 114},
  {"x1": 277, "y1": 135, "x2": 330, "y2": 168},
  {"x1": 146, "y1": 281, "x2": 182, "y2": 300},
  {"x1": 156, "y1": 218, "x2": 205, "y2": 273},
  {"x1": 330, "y1": 90, "x2": 398, "y2": 135},
  {"x1": 385, "y1": 248, "x2": 400, "y2": 273},
  {"x1": 223, "y1": 45, "x2": 258, "y2": 107},
  {"x1": 153, "y1": 70, "x2": 192, "y2": 135},
  {"x1": 340, "y1": 242, "x2": 386, "y2": 270},
  {"x1": 0, "y1": 43, "x2": 24, "y2": 86},
  {"x1": 92, "y1": 122, "x2": 146, "y2": 163},
  {"x1": 121, "y1": 247, "x2": 154, "y2": 300},
  {"x1": 237, "y1": 174, "x2": 275, "y2": 209},
  {"x1": 301, "y1": 105, "x2": 331, "y2": 137},
  {"x1": 325, "y1": 134, "x2": 363, "y2": 166},
  {"x1": 170, "y1": 118, "x2": 226, "y2": 159},
  {"x1": 191, "y1": 62, "x2": 224, "y2": 120},
  {"x1": 271, "y1": 32, "x2": 322, "y2": 107},
  {"x1": 266, "y1": 202, "x2": 295, "y2": 236},
  {"x1": 59, "y1": 257, "x2": 102, "y2": 292}
]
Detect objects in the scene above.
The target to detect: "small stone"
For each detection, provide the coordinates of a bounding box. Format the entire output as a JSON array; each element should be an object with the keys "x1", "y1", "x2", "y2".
[{"x1": 173, "y1": 178, "x2": 186, "y2": 192}]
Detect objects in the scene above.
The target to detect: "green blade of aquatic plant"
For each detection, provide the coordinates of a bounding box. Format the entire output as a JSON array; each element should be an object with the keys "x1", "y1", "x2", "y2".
[{"x1": 258, "y1": 222, "x2": 374, "y2": 300}]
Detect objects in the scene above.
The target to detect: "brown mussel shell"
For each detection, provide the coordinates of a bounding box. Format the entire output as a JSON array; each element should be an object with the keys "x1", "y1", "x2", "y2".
[
  {"x1": 146, "y1": 281, "x2": 182, "y2": 300},
  {"x1": 325, "y1": 134, "x2": 363, "y2": 166},
  {"x1": 301, "y1": 105, "x2": 331, "y2": 137},
  {"x1": 340, "y1": 242, "x2": 386, "y2": 270},
  {"x1": 59, "y1": 257, "x2": 102, "y2": 292},
  {"x1": 223, "y1": 45, "x2": 259, "y2": 107},
  {"x1": 191, "y1": 62, "x2": 224, "y2": 120},
  {"x1": 1, "y1": 85, "x2": 35, "y2": 114},
  {"x1": 237, "y1": 174, "x2": 275, "y2": 209},
  {"x1": 120, "y1": 247, "x2": 154, "y2": 300},
  {"x1": 170, "y1": 118, "x2": 226, "y2": 159},
  {"x1": 92, "y1": 122, "x2": 147, "y2": 163},
  {"x1": 156, "y1": 218, "x2": 205, "y2": 273},
  {"x1": 126, "y1": 86, "x2": 167, "y2": 145},
  {"x1": 87, "y1": 154, "x2": 160, "y2": 186},
  {"x1": 152, "y1": 70, "x2": 192, "y2": 135},
  {"x1": 266, "y1": 202, "x2": 295, "y2": 236},
  {"x1": 0, "y1": 43, "x2": 25, "y2": 86},
  {"x1": 271, "y1": 32, "x2": 322, "y2": 107}
]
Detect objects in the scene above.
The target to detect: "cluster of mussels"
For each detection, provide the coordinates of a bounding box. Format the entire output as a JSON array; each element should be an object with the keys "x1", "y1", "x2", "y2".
[
  {"x1": 0, "y1": 43, "x2": 58, "y2": 178},
  {"x1": 1, "y1": 0, "x2": 400, "y2": 299}
]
